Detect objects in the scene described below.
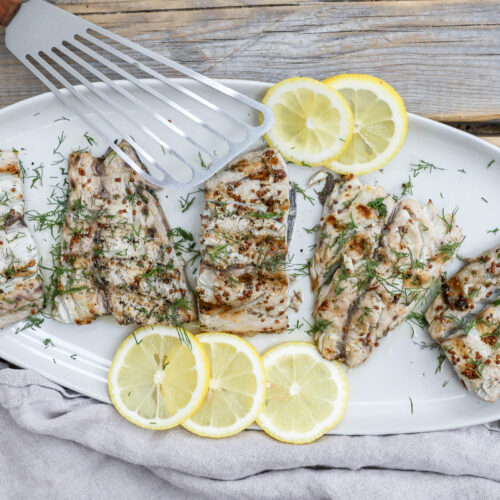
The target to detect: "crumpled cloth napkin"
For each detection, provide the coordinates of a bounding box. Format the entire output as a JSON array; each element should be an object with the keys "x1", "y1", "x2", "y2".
[{"x1": 1, "y1": 361, "x2": 499, "y2": 500}]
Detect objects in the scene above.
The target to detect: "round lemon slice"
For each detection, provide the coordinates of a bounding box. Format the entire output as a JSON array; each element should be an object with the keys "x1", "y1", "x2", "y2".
[
  {"x1": 256, "y1": 342, "x2": 348, "y2": 444},
  {"x1": 324, "y1": 74, "x2": 408, "y2": 175},
  {"x1": 183, "y1": 333, "x2": 266, "y2": 438},
  {"x1": 108, "y1": 325, "x2": 209, "y2": 430},
  {"x1": 262, "y1": 77, "x2": 353, "y2": 166}
]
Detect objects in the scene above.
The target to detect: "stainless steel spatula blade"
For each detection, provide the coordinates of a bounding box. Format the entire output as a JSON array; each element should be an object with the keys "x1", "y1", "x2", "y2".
[{"x1": 1, "y1": 0, "x2": 274, "y2": 188}]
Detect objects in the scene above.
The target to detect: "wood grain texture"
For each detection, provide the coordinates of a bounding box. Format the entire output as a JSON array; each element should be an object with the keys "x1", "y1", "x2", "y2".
[{"x1": 0, "y1": 0, "x2": 499, "y2": 123}]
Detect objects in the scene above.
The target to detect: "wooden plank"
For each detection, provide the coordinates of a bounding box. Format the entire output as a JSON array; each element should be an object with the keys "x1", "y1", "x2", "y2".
[{"x1": 0, "y1": 0, "x2": 499, "y2": 121}]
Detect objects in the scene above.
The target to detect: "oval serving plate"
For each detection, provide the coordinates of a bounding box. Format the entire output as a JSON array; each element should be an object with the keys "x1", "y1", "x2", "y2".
[{"x1": 0, "y1": 79, "x2": 499, "y2": 435}]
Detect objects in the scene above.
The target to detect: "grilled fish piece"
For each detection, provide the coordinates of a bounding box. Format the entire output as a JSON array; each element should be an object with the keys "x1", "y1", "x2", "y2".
[
  {"x1": 0, "y1": 151, "x2": 43, "y2": 328},
  {"x1": 439, "y1": 302, "x2": 500, "y2": 402},
  {"x1": 341, "y1": 199, "x2": 462, "y2": 367},
  {"x1": 425, "y1": 245, "x2": 500, "y2": 341},
  {"x1": 311, "y1": 175, "x2": 394, "y2": 291},
  {"x1": 53, "y1": 151, "x2": 108, "y2": 324},
  {"x1": 312, "y1": 175, "x2": 395, "y2": 360},
  {"x1": 53, "y1": 142, "x2": 196, "y2": 326},
  {"x1": 425, "y1": 246, "x2": 500, "y2": 402},
  {"x1": 94, "y1": 141, "x2": 196, "y2": 325},
  {"x1": 197, "y1": 148, "x2": 290, "y2": 334}
]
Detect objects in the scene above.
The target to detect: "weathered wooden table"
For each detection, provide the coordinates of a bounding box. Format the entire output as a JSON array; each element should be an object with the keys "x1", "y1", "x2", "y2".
[{"x1": 1, "y1": 0, "x2": 499, "y2": 146}]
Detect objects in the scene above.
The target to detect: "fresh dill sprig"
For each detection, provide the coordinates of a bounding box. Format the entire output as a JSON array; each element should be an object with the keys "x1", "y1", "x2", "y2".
[
  {"x1": 287, "y1": 320, "x2": 304, "y2": 334},
  {"x1": 26, "y1": 163, "x2": 44, "y2": 189},
  {"x1": 367, "y1": 197, "x2": 388, "y2": 218},
  {"x1": 487, "y1": 227, "x2": 499, "y2": 235},
  {"x1": 198, "y1": 152, "x2": 209, "y2": 169},
  {"x1": 292, "y1": 182, "x2": 314, "y2": 205},
  {"x1": 437, "y1": 207, "x2": 458, "y2": 234},
  {"x1": 84, "y1": 132, "x2": 97, "y2": 147},
  {"x1": 304, "y1": 224, "x2": 319, "y2": 234},
  {"x1": 304, "y1": 316, "x2": 332, "y2": 337},
  {"x1": 410, "y1": 160, "x2": 445, "y2": 177},
  {"x1": 15, "y1": 315, "x2": 45, "y2": 335}
]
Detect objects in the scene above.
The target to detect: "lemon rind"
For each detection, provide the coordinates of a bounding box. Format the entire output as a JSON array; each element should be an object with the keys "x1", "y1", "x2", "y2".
[
  {"x1": 182, "y1": 332, "x2": 266, "y2": 438},
  {"x1": 323, "y1": 74, "x2": 408, "y2": 175},
  {"x1": 256, "y1": 342, "x2": 349, "y2": 444},
  {"x1": 262, "y1": 77, "x2": 354, "y2": 167},
  {"x1": 108, "y1": 325, "x2": 210, "y2": 430}
]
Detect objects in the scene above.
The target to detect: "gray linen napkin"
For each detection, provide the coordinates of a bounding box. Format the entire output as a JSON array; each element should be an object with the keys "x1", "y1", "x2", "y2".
[{"x1": 0, "y1": 361, "x2": 499, "y2": 499}]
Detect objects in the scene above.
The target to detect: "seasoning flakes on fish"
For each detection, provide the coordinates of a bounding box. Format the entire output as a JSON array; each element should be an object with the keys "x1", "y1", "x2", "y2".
[
  {"x1": 312, "y1": 175, "x2": 395, "y2": 360},
  {"x1": 53, "y1": 141, "x2": 196, "y2": 326},
  {"x1": 0, "y1": 151, "x2": 43, "y2": 328},
  {"x1": 426, "y1": 246, "x2": 500, "y2": 402},
  {"x1": 341, "y1": 199, "x2": 462, "y2": 367},
  {"x1": 197, "y1": 148, "x2": 290, "y2": 334},
  {"x1": 53, "y1": 151, "x2": 108, "y2": 324}
]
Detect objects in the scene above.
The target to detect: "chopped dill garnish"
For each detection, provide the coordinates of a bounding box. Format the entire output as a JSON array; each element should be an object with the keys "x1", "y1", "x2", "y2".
[
  {"x1": 435, "y1": 354, "x2": 446, "y2": 374},
  {"x1": 179, "y1": 192, "x2": 196, "y2": 213},
  {"x1": 43, "y1": 338, "x2": 55, "y2": 349},
  {"x1": 287, "y1": 320, "x2": 304, "y2": 334},
  {"x1": 457, "y1": 168, "x2": 467, "y2": 174},
  {"x1": 412, "y1": 340, "x2": 439, "y2": 350},
  {"x1": 198, "y1": 152, "x2": 209, "y2": 169},
  {"x1": 487, "y1": 159, "x2": 495, "y2": 168},
  {"x1": 437, "y1": 207, "x2": 458, "y2": 234},
  {"x1": 410, "y1": 159, "x2": 445, "y2": 177},
  {"x1": 481, "y1": 197, "x2": 488, "y2": 203},
  {"x1": 304, "y1": 316, "x2": 332, "y2": 337},
  {"x1": 54, "y1": 116, "x2": 70, "y2": 122},
  {"x1": 487, "y1": 227, "x2": 499, "y2": 235},
  {"x1": 393, "y1": 176, "x2": 414, "y2": 202},
  {"x1": 292, "y1": 182, "x2": 314, "y2": 205},
  {"x1": 290, "y1": 259, "x2": 312, "y2": 278},
  {"x1": 438, "y1": 238, "x2": 464, "y2": 258},
  {"x1": 15, "y1": 315, "x2": 44, "y2": 335},
  {"x1": 367, "y1": 197, "x2": 388, "y2": 218},
  {"x1": 406, "y1": 311, "x2": 429, "y2": 329},
  {"x1": 84, "y1": 132, "x2": 97, "y2": 147},
  {"x1": 247, "y1": 210, "x2": 284, "y2": 220},
  {"x1": 303, "y1": 224, "x2": 319, "y2": 234},
  {"x1": 25, "y1": 163, "x2": 44, "y2": 189},
  {"x1": 409, "y1": 396, "x2": 414, "y2": 414}
]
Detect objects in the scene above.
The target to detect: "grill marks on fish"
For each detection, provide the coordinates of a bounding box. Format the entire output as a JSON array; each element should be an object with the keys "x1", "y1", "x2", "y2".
[
  {"x1": 53, "y1": 141, "x2": 196, "y2": 326},
  {"x1": 197, "y1": 148, "x2": 290, "y2": 334},
  {"x1": 312, "y1": 175, "x2": 462, "y2": 367},
  {"x1": 312, "y1": 176, "x2": 395, "y2": 360},
  {"x1": 342, "y1": 199, "x2": 462, "y2": 367},
  {"x1": 54, "y1": 151, "x2": 107, "y2": 325},
  {"x1": 426, "y1": 246, "x2": 500, "y2": 401},
  {"x1": 0, "y1": 151, "x2": 43, "y2": 328}
]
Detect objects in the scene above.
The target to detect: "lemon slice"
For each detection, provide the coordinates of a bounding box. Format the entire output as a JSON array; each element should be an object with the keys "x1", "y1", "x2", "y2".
[
  {"x1": 183, "y1": 333, "x2": 266, "y2": 438},
  {"x1": 262, "y1": 77, "x2": 353, "y2": 166},
  {"x1": 324, "y1": 74, "x2": 408, "y2": 175},
  {"x1": 256, "y1": 342, "x2": 348, "y2": 444},
  {"x1": 108, "y1": 325, "x2": 209, "y2": 430}
]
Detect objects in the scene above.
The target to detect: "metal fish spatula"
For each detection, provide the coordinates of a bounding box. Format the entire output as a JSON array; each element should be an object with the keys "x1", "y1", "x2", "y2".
[{"x1": 0, "y1": 0, "x2": 274, "y2": 188}]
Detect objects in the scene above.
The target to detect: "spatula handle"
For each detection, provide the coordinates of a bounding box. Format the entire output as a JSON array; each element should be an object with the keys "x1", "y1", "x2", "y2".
[{"x1": 0, "y1": 0, "x2": 21, "y2": 27}]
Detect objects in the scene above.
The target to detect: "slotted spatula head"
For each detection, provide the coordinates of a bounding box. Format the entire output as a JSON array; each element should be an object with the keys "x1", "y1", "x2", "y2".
[{"x1": 2, "y1": 0, "x2": 274, "y2": 188}]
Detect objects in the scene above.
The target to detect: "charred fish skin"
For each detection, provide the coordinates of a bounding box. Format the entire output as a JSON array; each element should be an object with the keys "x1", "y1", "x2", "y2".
[
  {"x1": 342, "y1": 199, "x2": 462, "y2": 367},
  {"x1": 197, "y1": 148, "x2": 290, "y2": 335},
  {"x1": 53, "y1": 141, "x2": 196, "y2": 327},
  {"x1": 0, "y1": 151, "x2": 44, "y2": 328},
  {"x1": 312, "y1": 175, "x2": 395, "y2": 361},
  {"x1": 425, "y1": 245, "x2": 500, "y2": 342}
]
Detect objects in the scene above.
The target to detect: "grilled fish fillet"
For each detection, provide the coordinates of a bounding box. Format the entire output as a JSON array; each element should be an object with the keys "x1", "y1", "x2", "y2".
[
  {"x1": 313, "y1": 175, "x2": 395, "y2": 360},
  {"x1": 197, "y1": 148, "x2": 290, "y2": 334},
  {"x1": 0, "y1": 151, "x2": 44, "y2": 328},
  {"x1": 425, "y1": 245, "x2": 500, "y2": 341},
  {"x1": 426, "y1": 246, "x2": 500, "y2": 402},
  {"x1": 53, "y1": 151, "x2": 108, "y2": 324},
  {"x1": 53, "y1": 141, "x2": 196, "y2": 326},
  {"x1": 342, "y1": 199, "x2": 462, "y2": 367}
]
